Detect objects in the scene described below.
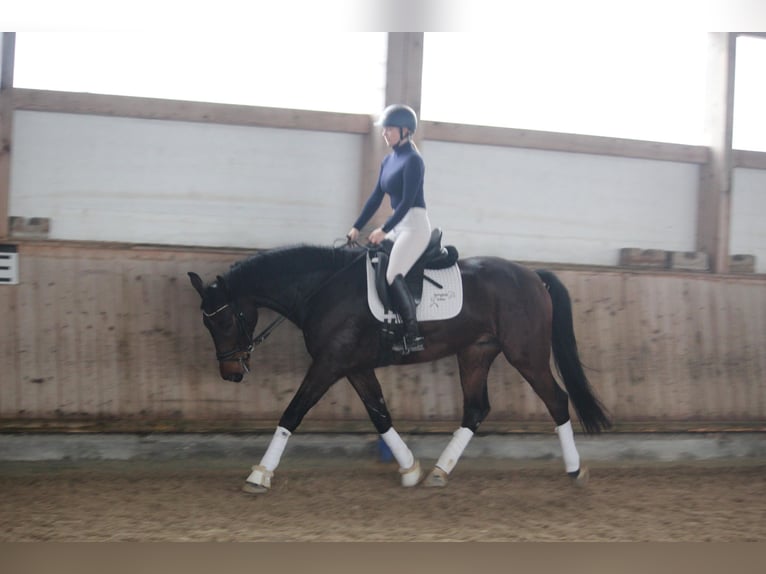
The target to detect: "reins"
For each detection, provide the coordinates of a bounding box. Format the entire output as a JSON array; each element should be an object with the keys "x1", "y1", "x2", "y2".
[{"x1": 252, "y1": 315, "x2": 287, "y2": 346}]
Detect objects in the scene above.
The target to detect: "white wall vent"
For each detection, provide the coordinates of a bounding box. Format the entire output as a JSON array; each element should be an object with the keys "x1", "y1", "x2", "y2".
[{"x1": 0, "y1": 245, "x2": 19, "y2": 285}]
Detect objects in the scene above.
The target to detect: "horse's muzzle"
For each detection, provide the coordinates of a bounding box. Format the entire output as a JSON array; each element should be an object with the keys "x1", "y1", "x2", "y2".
[{"x1": 219, "y1": 355, "x2": 250, "y2": 383}]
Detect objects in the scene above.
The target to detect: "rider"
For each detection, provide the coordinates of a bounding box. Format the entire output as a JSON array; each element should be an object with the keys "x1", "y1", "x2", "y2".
[{"x1": 347, "y1": 104, "x2": 431, "y2": 354}]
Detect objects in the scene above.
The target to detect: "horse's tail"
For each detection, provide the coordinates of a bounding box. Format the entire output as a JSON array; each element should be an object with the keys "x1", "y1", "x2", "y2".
[{"x1": 535, "y1": 269, "x2": 611, "y2": 434}]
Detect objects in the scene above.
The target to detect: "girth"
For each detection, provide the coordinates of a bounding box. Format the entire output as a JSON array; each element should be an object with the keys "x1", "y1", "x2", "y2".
[{"x1": 370, "y1": 228, "x2": 459, "y2": 309}]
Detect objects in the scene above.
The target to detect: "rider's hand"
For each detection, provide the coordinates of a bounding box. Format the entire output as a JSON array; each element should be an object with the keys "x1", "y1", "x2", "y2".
[
  {"x1": 367, "y1": 228, "x2": 386, "y2": 245},
  {"x1": 346, "y1": 228, "x2": 360, "y2": 243}
]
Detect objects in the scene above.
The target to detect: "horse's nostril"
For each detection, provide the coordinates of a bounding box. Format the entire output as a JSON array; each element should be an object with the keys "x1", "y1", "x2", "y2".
[{"x1": 222, "y1": 371, "x2": 244, "y2": 383}]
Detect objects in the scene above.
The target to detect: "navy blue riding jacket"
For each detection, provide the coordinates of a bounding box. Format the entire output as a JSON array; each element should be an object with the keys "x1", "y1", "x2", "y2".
[{"x1": 353, "y1": 140, "x2": 427, "y2": 233}]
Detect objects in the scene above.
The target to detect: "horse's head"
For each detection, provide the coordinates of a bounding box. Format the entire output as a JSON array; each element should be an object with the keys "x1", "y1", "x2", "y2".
[{"x1": 188, "y1": 271, "x2": 259, "y2": 383}]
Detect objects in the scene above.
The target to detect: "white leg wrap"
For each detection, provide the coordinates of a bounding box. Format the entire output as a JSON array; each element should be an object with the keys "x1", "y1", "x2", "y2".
[
  {"x1": 380, "y1": 427, "x2": 414, "y2": 470},
  {"x1": 435, "y1": 427, "x2": 474, "y2": 474},
  {"x1": 259, "y1": 426, "x2": 292, "y2": 472},
  {"x1": 555, "y1": 420, "x2": 580, "y2": 473}
]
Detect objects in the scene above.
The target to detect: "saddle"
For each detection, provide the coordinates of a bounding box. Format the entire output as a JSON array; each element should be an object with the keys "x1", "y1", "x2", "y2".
[{"x1": 369, "y1": 228, "x2": 459, "y2": 311}]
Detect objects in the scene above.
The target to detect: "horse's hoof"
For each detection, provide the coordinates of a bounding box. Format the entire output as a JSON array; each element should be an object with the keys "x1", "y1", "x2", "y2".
[
  {"x1": 242, "y1": 481, "x2": 269, "y2": 494},
  {"x1": 244, "y1": 465, "x2": 273, "y2": 492},
  {"x1": 423, "y1": 467, "x2": 448, "y2": 488},
  {"x1": 400, "y1": 459, "x2": 423, "y2": 487},
  {"x1": 569, "y1": 466, "x2": 589, "y2": 487}
]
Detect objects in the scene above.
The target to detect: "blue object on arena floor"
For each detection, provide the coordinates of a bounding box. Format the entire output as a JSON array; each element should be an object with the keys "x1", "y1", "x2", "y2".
[{"x1": 377, "y1": 437, "x2": 394, "y2": 462}]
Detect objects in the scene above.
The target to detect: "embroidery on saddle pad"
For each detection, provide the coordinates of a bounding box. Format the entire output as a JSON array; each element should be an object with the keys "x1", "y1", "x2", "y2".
[{"x1": 365, "y1": 255, "x2": 463, "y2": 323}]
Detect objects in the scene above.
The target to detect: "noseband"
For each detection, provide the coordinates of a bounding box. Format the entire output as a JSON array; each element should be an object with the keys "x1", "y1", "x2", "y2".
[{"x1": 203, "y1": 302, "x2": 285, "y2": 373}]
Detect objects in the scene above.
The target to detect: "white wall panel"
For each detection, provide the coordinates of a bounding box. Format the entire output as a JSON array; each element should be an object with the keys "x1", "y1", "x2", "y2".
[
  {"x1": 731, "y1": 167, "x2": 766, "y2": 273},
  {"x1": 11, "y1": 111, "x2": 759, "y2": 270},
  {"x1": 424, "y1": 141, "x2": 700, "y2": 265},
  {"x1": 9, "y1": 111, "x2": 363, "y2": 248}
]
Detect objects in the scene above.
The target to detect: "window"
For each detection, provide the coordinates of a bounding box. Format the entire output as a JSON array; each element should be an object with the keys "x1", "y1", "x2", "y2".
[
  {"x1": 13, "y1": 31, "x2": 388, "y2": 114},
  {"x1": 422, "y1": 31, "x2": 710, "y2": 145},
  {"x1": 733, "y1": 35, "x2": 766, "y2": 152}
]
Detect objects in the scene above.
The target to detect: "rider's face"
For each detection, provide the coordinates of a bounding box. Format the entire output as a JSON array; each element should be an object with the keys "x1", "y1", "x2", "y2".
[{"x1": 382, "y1": 126, "x2": 407, "y2": 147}]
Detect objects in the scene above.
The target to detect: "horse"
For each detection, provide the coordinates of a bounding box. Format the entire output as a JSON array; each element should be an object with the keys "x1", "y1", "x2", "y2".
[{"x1": 188, "y1": 242, "x2": 611, "y2": 493}]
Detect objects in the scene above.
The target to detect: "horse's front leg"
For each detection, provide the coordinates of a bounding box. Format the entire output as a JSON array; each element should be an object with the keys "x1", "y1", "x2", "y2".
[
  {"x1": 347, "y1": 370, "x2": 422, "y2": 487},
  {"x1": 243, "y1": 362, "x2": 337, "y2": 494},
  {"x1": 424, "y1": 343, "x2": 499, "y2": 487}
]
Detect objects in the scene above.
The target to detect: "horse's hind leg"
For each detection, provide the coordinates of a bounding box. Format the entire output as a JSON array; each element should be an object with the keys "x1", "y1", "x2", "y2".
[
  {"x1": 424, "y1": 342, "x2": 499, "y2": 487},
  {"x1": 347, "y1": 369, "x2": 422, "y2": 487},
  {"x1": 511, "y1": 358, "x2": 588, "y2": 485}
]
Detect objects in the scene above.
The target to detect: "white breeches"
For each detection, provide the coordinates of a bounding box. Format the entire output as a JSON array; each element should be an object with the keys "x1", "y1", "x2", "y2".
[{"x1": 385, "y1": 207, "x2": 432, "y2": 284}]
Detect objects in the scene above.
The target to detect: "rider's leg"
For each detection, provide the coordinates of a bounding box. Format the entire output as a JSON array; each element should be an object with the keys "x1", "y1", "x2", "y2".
[
  {"x1": 386, "y1": 208, "x2": 431, "y2": 354},
  {"x1": 388, "y1": 274, "x2": 424, "y2": 353}
]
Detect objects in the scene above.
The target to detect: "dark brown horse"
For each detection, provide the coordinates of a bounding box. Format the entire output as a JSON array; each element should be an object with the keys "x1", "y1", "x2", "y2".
[{"x1": 188, "y1": 243, "x2": 610, "y2": 493}]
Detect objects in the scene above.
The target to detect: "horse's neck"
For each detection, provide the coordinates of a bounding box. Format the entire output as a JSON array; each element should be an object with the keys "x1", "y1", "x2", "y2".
[
  {"x1": 250, "y1": 270, "x2": 331, "y2": 322},
  {"x1": 233, "y1": 248, "x2": 356, "y2": 325}
]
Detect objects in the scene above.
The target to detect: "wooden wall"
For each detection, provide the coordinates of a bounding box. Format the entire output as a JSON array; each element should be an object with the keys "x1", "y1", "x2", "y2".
[{"x1": 1, "y1": 242, "x2": 763, "y2": 433}]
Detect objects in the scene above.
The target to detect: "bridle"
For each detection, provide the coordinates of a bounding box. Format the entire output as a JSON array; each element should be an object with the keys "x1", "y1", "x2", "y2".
[{"x1": 203, "y1": 300, "x2": 286, "y2": 373}]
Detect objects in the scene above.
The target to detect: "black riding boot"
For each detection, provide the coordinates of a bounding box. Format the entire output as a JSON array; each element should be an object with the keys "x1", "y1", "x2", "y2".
[{"x1": 389, "y1": 275, "x2": 425, "y2": 354}]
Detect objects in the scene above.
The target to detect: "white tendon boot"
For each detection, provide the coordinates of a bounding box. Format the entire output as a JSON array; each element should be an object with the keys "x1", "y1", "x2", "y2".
[
  {"x1": 381, "y1": 427, "x2": 422, "y2": 487},
  {"x1": 243, "y1": 426, "x2": 291, "y2": 494},
  {"x1": 424, "y1": 427, "x2": 474, "y2": 487},
  {"x1": 556, "y1": 420, "x2": 589, "y2": 486}
]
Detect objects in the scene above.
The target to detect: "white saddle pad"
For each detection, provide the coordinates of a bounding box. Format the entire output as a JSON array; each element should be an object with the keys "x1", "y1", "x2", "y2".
[{"x1": 365, "y1": 256, "x2": 463, "y2": 323}]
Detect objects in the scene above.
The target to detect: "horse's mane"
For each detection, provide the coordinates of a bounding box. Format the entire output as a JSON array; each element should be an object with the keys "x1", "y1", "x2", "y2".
[{"x1": 223, "y1": 244, "x2": 363, "y2": 297}]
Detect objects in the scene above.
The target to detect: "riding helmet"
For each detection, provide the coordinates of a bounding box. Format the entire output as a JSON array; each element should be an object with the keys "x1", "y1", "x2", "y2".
[{"x1": 377, "y1": 104, "x2": 418, "y2": 133}]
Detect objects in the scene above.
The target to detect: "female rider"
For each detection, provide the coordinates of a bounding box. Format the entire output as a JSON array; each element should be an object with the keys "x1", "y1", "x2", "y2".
[{"x1": 347, "y1": 104, "x2": 431, "y2": 354}]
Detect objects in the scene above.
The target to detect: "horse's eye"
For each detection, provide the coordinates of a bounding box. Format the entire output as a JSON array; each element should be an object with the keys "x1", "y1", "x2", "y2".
[{"x1": 205, "y1": 311, "x2": 235, "y2": 333}]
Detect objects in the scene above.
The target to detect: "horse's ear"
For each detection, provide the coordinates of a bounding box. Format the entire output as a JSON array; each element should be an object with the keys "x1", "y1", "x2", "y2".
[{"x1": 188, "y1": 272, "x2": 205, "y2": 298}]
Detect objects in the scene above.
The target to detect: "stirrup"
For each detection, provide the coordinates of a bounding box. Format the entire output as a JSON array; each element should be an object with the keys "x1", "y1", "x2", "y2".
[
  {"x1": 393, "y1": 334, "x2": 425, "y2": 355},
  {"x1": 406, "y1": 335, "x2": 425, "y2": 352}
]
